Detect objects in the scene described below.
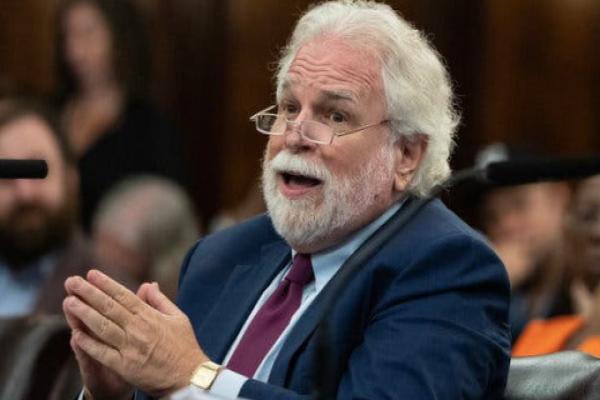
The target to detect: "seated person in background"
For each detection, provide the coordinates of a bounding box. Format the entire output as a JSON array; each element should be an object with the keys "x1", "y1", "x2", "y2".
[
  {"x1": 513, "y1": 175, "x2": 600, "y2": 357},
  {"x1": 476, "y1": 143, "x2": 571, "y2": 341},
  {"x1": 53, "y1": 0, "x2": 188, "y2": 231},
  {"x1": 63, "y1": 1, "x2": 511, "y2": 399},
  {"x1": 91, "y1": 175, "x2": 200, "y2": 300},
  {"x1": 0, "y1": 95, "x2": 131, "y2": 316},
  {"x1": 0, "y1": 93, "x2": 138, "y2": 400}
]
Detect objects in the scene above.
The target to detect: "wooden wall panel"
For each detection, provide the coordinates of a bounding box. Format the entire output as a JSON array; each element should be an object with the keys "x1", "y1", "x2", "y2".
[
  {"x1": 481, "y1": 0, "x2": 600, "y2": 155},
  {"x1": 0, "y1": 0, "x2": 60, "y2": 93},
  {"x1": 145, "y1": 0, "x2": 227, "y2": 219}
]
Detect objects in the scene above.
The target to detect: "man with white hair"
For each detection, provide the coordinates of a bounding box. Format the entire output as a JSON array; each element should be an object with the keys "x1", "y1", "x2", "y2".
[
  {"x1": 63, "y1": 1, "x2": 510, "y2": 399},
  {"x1": 91, "y1": 175, "x2": 200, "y2": 300}
]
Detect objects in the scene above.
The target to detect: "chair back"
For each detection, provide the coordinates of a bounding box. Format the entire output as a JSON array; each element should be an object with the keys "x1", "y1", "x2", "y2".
[
  {"x1": 506, "y1": 351, "x2": 600, "y2": 400},
  {"x1": 0, "y1": 315, "x2": 81, "y2": 400}
]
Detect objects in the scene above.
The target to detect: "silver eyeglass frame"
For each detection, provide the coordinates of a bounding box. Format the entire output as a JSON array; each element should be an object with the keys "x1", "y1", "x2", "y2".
[{"x1": 249, "y1": 105, "x2": 389, "y2": 145}]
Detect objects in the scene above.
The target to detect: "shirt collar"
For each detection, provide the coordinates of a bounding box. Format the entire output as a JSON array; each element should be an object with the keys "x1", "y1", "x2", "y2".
[
  {"x1": 0, "y1": 252, "x2": 58, "y2": 282},
  {"x1": 292, "y1": 200, "x2": 404, "y2": 292}
]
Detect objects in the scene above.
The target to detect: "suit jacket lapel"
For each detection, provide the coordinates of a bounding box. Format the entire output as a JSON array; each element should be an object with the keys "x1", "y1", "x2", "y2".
[{"x1": 199, "y1": 240, "x2": 291, "y2": 363}]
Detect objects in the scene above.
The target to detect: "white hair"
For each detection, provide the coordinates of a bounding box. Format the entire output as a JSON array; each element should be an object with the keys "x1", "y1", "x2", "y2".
[
  {"x1": 92, "y1": 175, "x2": 200, "y2": 285},
  {"x1": 276, "y1": 0, "x2": 459, "y2": 196}
]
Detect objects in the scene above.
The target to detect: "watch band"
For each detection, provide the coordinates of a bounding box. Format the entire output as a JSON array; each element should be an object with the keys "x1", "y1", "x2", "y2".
[{"x1": 190, "y1": 361, "x2": 222, "y2": 390}]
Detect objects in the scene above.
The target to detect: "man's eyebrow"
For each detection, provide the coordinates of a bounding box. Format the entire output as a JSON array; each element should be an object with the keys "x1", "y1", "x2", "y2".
[
  {"x1": 280, "y1": 79, "x2": 357, "y2": 103},
  {"x1": 321, "y1": 89, "x2": 357, "y2": 103}
]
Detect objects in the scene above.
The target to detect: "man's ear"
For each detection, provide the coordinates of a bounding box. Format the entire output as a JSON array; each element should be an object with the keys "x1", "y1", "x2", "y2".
[{"x1": 392, "y1": 134, "x2": 428, "y2": 192}]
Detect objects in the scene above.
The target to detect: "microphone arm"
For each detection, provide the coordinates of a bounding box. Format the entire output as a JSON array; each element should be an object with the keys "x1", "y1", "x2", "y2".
[{"x1": 476, "y1": 154, "x2": 600, "y2": 186}]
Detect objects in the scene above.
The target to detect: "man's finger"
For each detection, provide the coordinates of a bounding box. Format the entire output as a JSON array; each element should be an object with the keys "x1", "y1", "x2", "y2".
[
  {"x1": 145, "y1": 282, "x2": 181, "y2": 316},
  {"x1": 70, "y1": 334, "x2": 96, "y2": 372},
  {"x1": 72, "y1": 328, "x2": 123, "y2": 373},
  {"x1": 63, "y1": 298, "x2": 103, "y2": 343},
  {"x1": 64, "y1": 274, "x2": 80, "y2": 296},
  {"x1": 64, "y1": 295, "x2": 126, "y2": 349},
  {"x1": 87, "y1": 269, "x2": 147, "y2": 315},
  {"x1": 136, "y1": 282, "x2": 152, "y2": 302},
  {"x1": 63, "y1": 298, "x2": 85, "y2": 331},
  {"x1": 65, "y1": 275, "x2": 132, "y2": 328}
]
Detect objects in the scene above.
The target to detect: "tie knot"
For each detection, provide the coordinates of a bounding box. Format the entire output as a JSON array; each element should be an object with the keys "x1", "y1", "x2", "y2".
[{"x1": 286, "y1": 253, "x2": 314, "y2": 285}]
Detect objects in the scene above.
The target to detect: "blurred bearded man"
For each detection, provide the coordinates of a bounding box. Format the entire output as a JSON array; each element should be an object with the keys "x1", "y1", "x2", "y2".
[
  {"x1": 64, "y1": 2, "x2": 511, "y2": 399},
  {"x1": 0, "y1": 96, "x2": 91, "y2": 316}
]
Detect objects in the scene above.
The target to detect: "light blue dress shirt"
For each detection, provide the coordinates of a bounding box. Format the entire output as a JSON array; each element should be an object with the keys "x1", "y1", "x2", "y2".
[{"x1": 0, "y1": 254, "x2": 57, "y2": 317}]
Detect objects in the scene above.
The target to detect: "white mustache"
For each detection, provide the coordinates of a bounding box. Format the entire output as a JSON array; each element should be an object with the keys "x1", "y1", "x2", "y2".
[{"x1": 268, "y1": 151, "x2": 330, "y2": 182}]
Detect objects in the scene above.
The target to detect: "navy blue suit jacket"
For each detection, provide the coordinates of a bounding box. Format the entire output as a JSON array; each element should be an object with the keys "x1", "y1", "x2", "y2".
[{"x1": 144, "y1": 199, "x2": 511, "y2": 399}]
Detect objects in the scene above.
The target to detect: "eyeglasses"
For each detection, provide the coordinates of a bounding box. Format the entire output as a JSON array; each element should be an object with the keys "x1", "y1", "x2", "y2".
[{"x1": 249, "y1": 105, "x2": 388, "y2": 145}]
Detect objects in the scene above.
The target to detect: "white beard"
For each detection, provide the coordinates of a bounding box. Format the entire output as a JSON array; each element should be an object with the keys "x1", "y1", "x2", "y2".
[{"x1": 261, "y1": 146, "x2": 395, "y2": 251}]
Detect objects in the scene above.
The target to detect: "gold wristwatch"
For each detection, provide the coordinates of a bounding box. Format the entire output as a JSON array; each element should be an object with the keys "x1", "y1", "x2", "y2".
[{"x1": 190, "y1": 361, "x2": 222, "y2": 390}]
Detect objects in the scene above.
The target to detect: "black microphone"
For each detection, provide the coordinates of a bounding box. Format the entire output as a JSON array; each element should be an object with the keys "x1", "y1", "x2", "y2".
[
  {"x1": 0, "y1": 159, "x2": 48, "y2": 179},
  {"x1": 477, "y1": 155, "x2": 600, "y2": 186}
]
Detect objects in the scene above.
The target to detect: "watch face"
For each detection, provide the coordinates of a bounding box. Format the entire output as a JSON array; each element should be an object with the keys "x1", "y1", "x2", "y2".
[{"x1": 191, "y1": 362, "x2": 220, "y2": 389}]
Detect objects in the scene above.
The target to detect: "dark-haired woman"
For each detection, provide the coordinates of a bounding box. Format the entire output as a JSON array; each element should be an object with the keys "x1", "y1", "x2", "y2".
[{"x1": 54, "y1": 0, "x2": 188, "y2": 231}]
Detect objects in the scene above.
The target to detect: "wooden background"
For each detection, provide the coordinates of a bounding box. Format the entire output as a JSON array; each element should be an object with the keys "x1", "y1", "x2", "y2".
[{"x1": 1, "y1": 0, "x2": 598, "y2": 222}]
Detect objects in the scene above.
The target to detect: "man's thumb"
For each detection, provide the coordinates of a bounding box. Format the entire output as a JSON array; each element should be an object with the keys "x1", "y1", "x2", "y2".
[{"x1": 146, "y1": 282, "x2": 180, "y2": 315}]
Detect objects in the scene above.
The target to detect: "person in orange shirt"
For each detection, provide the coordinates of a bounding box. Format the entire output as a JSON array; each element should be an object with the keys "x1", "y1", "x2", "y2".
[{"x1": 513, "y1": 175, "x2": 600, "y2": 357}]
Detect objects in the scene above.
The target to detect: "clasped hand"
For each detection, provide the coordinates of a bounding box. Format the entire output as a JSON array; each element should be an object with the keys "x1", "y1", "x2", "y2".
[{"x1": 63, "y1": 269, "x2": 207, "y2": 399}]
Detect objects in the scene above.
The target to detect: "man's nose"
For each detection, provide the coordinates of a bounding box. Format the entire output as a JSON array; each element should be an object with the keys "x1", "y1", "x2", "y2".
[{"x1": 284, "y1": 112, "x2": 315, "y2": 150}]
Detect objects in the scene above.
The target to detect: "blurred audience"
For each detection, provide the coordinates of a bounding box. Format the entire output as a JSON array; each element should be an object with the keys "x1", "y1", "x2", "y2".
[
  {"x1": 476, "y1": 143, "x2": 571, "y2": 341},
  {"x1": 91, "y1": 175, "x2": 200, "y2": 300},
  {"x1": 0, "y1": 92, "x2": 174, "y2": 399},
  {"x1": 0, "y1": 95, "x2": 90, "y2": 316},
  {"x1": 53, "y1": 0, "x2": 188, "y2": 231},
  {"x1": 513, "y1": 175, "x2": 600, "y2": 357}
]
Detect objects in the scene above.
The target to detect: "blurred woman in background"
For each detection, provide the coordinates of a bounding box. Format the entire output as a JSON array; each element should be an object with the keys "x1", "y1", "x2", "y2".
[{"x1": 53, "y1": 0, "x2": 188, "y2": 231}]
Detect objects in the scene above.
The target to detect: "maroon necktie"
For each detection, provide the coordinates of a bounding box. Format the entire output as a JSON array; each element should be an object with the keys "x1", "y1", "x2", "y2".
[{"x1": 227, "y1": 253, "x2": 314, "y2": 377}]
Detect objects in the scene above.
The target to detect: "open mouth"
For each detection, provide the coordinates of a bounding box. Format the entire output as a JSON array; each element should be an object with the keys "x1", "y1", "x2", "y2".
[
  {"x1": 277, "y1": 171, "x2": 323, "y2": 198},
  {"x1": 281, "y1": 172, "x2": 322, "y2": 188}
]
